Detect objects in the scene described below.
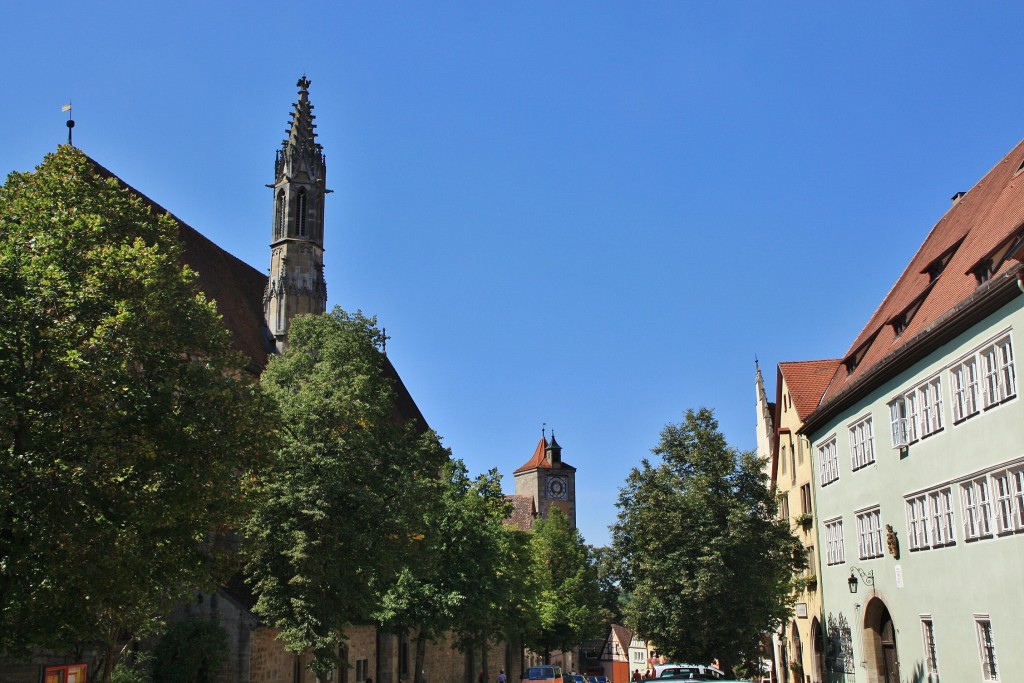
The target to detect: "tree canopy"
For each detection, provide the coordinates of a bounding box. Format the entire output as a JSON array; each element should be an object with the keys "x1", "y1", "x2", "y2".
[
  {"x1": 376, "y1": 460, "x2": 531, "y2": 679},
  {"x1": 0, "y1": 147, "x2": 274, "y2": 681},
  {"x1": 244, "y1": 309, "x2": 449, "y2": 676},
  {"x1": 525, "y1": 508, "x2": 603, "y2": 660},
  {"x1": 611, "y1": 407, "x2": 804, "y2": 675}
]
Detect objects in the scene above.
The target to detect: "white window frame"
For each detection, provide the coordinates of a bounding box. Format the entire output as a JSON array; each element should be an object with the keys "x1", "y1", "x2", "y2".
[
  {"x1": 919, "y1": 376, "x2": 943, "y2": 436},
  {"x1": 951, "y1": 355, "x2": 981, "y2": 422},
  {"x1": 928, "y1": 487, "x2": 956, "y2": 547},
  {"x1": 961, "y1": 476, "x2": 994, "y2": 541},
  {"x1": 849, "y1": 415, "x2": 875, "y2": 470},
  {"x1": 981, "y1": 335, "x2": 1016, "y2": 408},
  {"x1": 890, "y1": 375, "x2": 944, "y2": 448},
  {"x1": 920, "y1": 616, "x2": 938, "y2": 681},
  {"x1": 818, "y1": 436, "x2": 839, "y2": 486},
  {"x1": 824, "y1": 517, "x2": 845, "y2": 566},
  {"x1": 905, "y1": 494, "x2": 930, "y2": 550},
  {"x1": 856, "y1": 506, "x2": 883, "y2": 560},
  {"x1": 975, "y1": 615, "x2": 999, "y2": 681}
]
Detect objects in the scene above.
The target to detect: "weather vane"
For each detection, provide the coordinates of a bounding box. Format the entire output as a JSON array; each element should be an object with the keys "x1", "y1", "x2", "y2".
[{"x1": 62, "y1": 102, "x2": 74, "y2": 147}]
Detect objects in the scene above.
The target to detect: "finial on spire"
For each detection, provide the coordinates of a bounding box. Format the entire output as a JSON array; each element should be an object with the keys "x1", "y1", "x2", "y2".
[
  {"x1": 542, "y1": 422, "x2": 546, "y2": 439},
  {"x1": 297, "y1": 74, "x2": 311, "y2": 91},
  {"x1": 62, "y1": 102, "x2": 74, "y2": 147}
]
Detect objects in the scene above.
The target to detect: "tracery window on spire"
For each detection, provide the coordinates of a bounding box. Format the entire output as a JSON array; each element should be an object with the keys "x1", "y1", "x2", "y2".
[
  {"x1": 296, "y1": 189, "x2": 308, "y2": 237},
  {"x1": 274, "y1": 190, "x2": 285, "y2": 240}
]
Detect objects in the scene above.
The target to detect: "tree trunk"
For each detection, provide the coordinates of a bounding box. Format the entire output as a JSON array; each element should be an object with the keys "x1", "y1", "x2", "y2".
[
  {"x1": 481, "y1": 631, "x2": 489, "y2": 682},
  {"x1": 99, "y1": 640, "x2": 116, "y2": 683},
  {"x1": 414, "y1": 630, "x2": 428, "y2": 683}
]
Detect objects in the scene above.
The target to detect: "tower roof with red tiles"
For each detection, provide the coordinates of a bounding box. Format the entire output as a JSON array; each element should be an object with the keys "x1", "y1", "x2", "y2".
[{"x1": 513, "y1": 434, "x2": 576, "y2": 473}]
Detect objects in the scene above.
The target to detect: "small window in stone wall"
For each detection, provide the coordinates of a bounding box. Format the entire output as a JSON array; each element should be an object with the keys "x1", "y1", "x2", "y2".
[{"x1": 356, "y1": 658, "x2": 370, "y2": 682}]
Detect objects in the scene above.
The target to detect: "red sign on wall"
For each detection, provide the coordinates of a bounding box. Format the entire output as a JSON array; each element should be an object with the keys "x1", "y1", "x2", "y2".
[{"x1": 43, "y1": 664, "x2": 87, "y2": 683}]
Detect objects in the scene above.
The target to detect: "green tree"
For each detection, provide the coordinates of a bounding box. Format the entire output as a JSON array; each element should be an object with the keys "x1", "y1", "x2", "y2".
[
  {"x1": 376, "y1": 461, "x2": 530, "y2": 682},
  {"x1": 0, "y1": 147, "x2": 274, "y2": 682},
  {"x1": 611, "y1": 407, "x2": 804, "y2": 675},
  {"x1": 244, "y1": 309, "x2": 449, "y2": 678},
  {"x1": 589, "y1": 545, "x2": 624, "y2": 633},
  {"x1": 525, "y1": 509, "x2": 603, "y2": 662},
  {"x1": 152, "y1": 617, "x2": 229, "y2": 683}
]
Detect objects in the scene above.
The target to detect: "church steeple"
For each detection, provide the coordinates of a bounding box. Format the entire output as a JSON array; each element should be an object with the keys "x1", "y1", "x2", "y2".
[{"x1": 264, "y1": 76, "x2": 329, "y2": 352}]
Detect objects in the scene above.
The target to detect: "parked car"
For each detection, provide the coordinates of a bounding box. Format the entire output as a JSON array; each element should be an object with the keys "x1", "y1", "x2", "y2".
[
  {"x1": 523, "y1": 666, "x2": 563, "y2": 683},
  {"x1": 655, "y1": 664, "x2": 725, "y2": 681}
]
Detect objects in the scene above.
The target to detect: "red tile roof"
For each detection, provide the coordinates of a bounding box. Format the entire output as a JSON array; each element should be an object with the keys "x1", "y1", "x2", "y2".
[
  {"x1": 808, "y1": 139, "x2": 1024, "y2": 425},
  {"x1": 513, "y1": 436, "x2": 575, "y2": 473},
  {"x1": 503, "y1": 494, "x2": 537, "y2": 531},
  {"x1": 778, "y1": 360, "x2": 841, "y2": 421},
  {"x1": 86, "y1": 153, "x2": 428, "y2": 429}
]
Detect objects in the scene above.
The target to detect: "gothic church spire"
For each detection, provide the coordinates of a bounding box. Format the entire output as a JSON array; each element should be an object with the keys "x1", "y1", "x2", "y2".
[{"x1": 264, "y1": 76, "x2": 329, "y2": 352}]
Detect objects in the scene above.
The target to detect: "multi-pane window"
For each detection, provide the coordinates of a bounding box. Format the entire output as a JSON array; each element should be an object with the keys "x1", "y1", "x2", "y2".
[
  {"x1": 778, "y1": 492, "x2": 790, "y2": 522},
  {"x1": 919, "y1": 377, "x2": 943, "y2": 436},
  {"x1": 818, "y1": 437, "x2": 839, "y2": 486},
  {"x1": 889, "y1": 376, "x2": 943, "y2": 447},
  {"x1": 800, "y1": 484, "x2": 812, "y2": 516},
  {"x1": 929, "y1": 488, "x2": 956, "y2": 547},
  {"x1": 856, "y1": 507, "x2": 883, "y2": 560},
  {"x1": 962, "y1": 477, "x2": 994, "y2": 540},
  {"x1": 951, "y1": 356, "x2": 981, "y2": 422},
  {"x1": 975, "y1": 617, "x2": 998, "y2": 681},
  {"x1": 992, "y1": 470, "x2": 1016, "y2": 534},
  {"x1": 981, "y1": 336, "x2": 1016, "y2": 408},
  {"x1": 824, "y1": 517, "x2": 845, "y2": 566},
  {"x1": 921, "y1": 617, "x2": 939, "y2": 681},
  {"x1": 849, "y1": 416, "x2": 875, "y2": 470},
  {"x1": 906, "y1": 495, "x2": 930, "y2": 550}
]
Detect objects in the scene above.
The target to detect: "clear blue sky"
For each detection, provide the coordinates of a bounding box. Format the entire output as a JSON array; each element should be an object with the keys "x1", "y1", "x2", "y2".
[{"x1": 5, "y1": 2, "x2": 1024, "y2": 545}]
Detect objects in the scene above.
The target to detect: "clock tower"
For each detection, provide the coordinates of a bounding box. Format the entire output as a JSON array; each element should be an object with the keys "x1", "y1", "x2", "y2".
[{"x1": 513, "y1": 431, "x2": 577, "y2": 528}]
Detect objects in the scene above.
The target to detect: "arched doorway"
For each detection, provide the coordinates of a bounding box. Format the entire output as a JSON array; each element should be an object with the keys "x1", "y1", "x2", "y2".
[
  {"x1": 810, "y1": 618, "x2": 824, "y2": 683},
  {"x1": 791, "y1": 623, "x2": 803, "y2": 682},
  {"x1": 862, "y1": 598, "x2": 900, "y2": 683}
]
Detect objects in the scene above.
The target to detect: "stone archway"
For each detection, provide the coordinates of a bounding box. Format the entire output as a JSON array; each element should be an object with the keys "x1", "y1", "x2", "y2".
[{"x1": 862, "y1": 598, "x2": 900, "y2": 683}]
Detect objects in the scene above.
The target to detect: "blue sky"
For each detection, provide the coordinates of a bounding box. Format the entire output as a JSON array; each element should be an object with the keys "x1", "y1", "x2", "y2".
[{"x1": 5, "y1": 2, "x2": 1024, "y2": 545}]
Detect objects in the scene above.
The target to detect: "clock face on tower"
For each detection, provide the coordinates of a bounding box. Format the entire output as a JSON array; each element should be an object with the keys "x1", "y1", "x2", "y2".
[{"x1": 546, "y1": 475, "x2": 568, "y2": 500}]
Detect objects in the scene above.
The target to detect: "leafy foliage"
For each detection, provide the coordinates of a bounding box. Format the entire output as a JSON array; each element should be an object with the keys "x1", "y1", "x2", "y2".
[
  {"x1": 376, "y1": 461, "x2": 530, "y2": 678},
  {"x1": 0, "y1": 147, "x2": 274, "y2": 679},
  {"x1": 525, "y1": 508, "x2": 603, "y2": 659},
  {"x1": 244, "y1": 309, "x2": 449, "y2": 675},
  {"x1": 152, "y1": 617, "x2": 228, "y2": 683},
  {"x1": 611, "y1": 408, "x2": 804, "y2": 675}
]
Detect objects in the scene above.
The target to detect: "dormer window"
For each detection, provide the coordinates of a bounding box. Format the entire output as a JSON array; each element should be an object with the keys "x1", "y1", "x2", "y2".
[
  {"x1": 974, "y1": 259, "x2": 994, "y2": 285},
  {"x1": 921, "y1": 237, "x2": 964, "y2": 283},
  {"x1": 892, "y1": 314, "x2": 907, "y2": 337}
]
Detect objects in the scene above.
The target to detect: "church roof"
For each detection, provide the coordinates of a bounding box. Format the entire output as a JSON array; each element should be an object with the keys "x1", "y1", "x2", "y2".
[
  {"x1": 84, "y1": 153, "x2": 429, "y2": 431},
  {"x1": 513, "y1": 435, "x2": 576, "y2": 474},
  {"x1": 805, "y1": 138, "x2": 1024, "y2": 431}
]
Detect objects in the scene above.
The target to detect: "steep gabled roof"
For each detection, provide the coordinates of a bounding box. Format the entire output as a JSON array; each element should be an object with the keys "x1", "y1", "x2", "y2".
[
  {"x1": 779, "y1": 359, "x2": 842, "y2": 421},
  {"x1": 807, "y1": 139, "x2": 1024, "y2": 427},
  {"x1": 86, "y1": 152, "x2": 429, "y2": 430},
  {"x1": 514, "y1": 435, "x2": 576, "y2": 473}
]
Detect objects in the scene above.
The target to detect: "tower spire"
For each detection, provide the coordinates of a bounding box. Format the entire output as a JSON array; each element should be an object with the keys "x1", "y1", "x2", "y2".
[{"x1": 264, "y1": 76, "x2": 330, "y2": 353}]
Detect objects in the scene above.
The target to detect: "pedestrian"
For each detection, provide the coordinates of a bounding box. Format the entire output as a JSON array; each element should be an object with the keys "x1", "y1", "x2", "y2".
[
  {"x1": 498, "y1": 670, "x2": 507, "y2": 683},
  {"x1": 631, "y1": 671, "x2": 641, "y2": 682},
  {"x1": 479, "y1": 670, "x2": 485, "y2": 683}
]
